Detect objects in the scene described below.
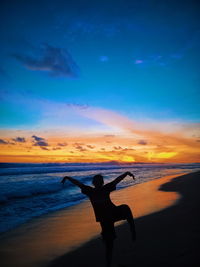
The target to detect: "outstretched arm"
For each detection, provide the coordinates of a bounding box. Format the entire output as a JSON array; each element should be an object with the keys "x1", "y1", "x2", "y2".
[
  {"x1": 61, "y1": 176, "x2": 85, "y2": 189},
  {"x1": 111, "y1": 171, "x2": 135, "y2": 186}
]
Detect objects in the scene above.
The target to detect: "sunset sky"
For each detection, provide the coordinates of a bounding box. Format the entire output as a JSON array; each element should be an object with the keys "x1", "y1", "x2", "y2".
[{"x1": 0, "y1": 0, "x2": 199, "y2": 163}]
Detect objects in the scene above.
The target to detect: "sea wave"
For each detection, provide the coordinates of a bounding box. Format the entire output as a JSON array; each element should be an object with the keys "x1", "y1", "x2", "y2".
[
  {"x1": 0, "y1": 162, "x2": 199, "y2": 176},
  {"x1": 0, "y1": 163, "x2": 127, "y2": 176},
  {"x1": 0, "y1": 181, "x2": 62, "y2": 203},
  {"x1": 0, "y1": 163, "x2": 199, "y2": 234}
]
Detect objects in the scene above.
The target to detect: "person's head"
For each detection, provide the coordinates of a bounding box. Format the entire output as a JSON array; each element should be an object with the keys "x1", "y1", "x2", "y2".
[{"x1": 92, "y1": 174, "x2": 104, "y2": 188}]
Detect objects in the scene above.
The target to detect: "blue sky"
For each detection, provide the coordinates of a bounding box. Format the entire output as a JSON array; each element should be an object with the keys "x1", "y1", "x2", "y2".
[{"x1": 1, "y1": 0, "x2": 200, "y2": 128}]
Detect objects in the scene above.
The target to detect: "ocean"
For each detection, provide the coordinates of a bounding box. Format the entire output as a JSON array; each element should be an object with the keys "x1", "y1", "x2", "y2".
[{"x1": 0, "y1": 162, "x2": 199, "y2": 234}]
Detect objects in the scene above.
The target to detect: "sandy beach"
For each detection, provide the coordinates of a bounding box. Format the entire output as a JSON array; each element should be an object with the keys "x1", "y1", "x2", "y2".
[{"x1": 0, "y1": 171, "x2": 199, "y2": 267}]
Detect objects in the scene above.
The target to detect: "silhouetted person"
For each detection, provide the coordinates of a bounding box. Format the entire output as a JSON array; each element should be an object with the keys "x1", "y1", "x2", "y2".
[{"x1": 61, "y1": 171, "x2": 136, "y2": 267}]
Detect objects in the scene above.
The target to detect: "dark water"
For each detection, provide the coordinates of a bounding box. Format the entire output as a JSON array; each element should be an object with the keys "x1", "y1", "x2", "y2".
[{"x1": 0, "y1": 162, "x2": 199, "y2": 234}]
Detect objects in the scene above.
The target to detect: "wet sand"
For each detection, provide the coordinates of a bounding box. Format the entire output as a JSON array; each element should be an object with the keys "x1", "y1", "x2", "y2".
[
  {"x1": 0, "y1": 172, "x2": 199, "y2": 267},
  {"x1": 49, "y1": 171, "x2": 200, "y2": 267}
]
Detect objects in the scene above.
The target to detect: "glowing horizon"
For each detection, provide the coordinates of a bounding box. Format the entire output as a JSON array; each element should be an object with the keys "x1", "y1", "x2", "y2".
[{"x1": 0, "y1": 102, "x2": 199, "y2": 163}]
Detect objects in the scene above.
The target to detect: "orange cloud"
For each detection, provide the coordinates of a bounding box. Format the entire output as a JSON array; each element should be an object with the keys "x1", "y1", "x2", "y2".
[{"x1": 0, "y1": 102, "x2": 199, "y2": 163}]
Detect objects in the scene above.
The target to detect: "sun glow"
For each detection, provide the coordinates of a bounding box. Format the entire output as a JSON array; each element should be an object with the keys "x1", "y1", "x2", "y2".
[
  {"x1": 0, "y1": 130, "x2": 199, "y2": 163},
  {"x1": 148, "y1": 152, "x2": 177, "y2": 160},
  {"x1": 0, "y1": 104, "x2": 199, "y2": 164}
]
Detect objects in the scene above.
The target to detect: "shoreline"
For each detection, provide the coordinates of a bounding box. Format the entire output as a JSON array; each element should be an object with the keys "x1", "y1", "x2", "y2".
[
  {"x1": 0, "y1": 171, "x2": 199, "y2": 267},
  {"x1": 49, "y1": 171, "x2": 200, "y2": 267},
  {"x1": 0, "y1": 170, "x2": 190, "y2": 235}
]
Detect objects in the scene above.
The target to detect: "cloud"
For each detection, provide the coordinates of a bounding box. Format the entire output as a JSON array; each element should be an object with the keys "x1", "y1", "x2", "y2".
[
  {"x1": 72, "y1": 105, "x2": 200, "y2": 151},
  {"x1": 132, "y1": 30, "x2": 200, "y2": 69},
  {"x1": 40, "y1": 147, "x2": 49, "y2": 150},
  {"x1": 12, "y1": 137, "x2": 26, "y2": 143},
  {"x1": 133, "y1": 55, "x2": 168, "y2": 68},
  {"x1": 32, "y1": 135, "x2": 49, "y2": 147},
  {"x1": 134, "y1": 59, "x2": 143, "y2": 64},
  {"x1": 32, "y1": 135, "x2": 45, "y2": 142},
  {"x1": 52, "y1": 147, "x2": 62, "y2": 150},
  {"x1": 138, "y1": 140, "x2": 147, "y2": 145},
  {"x1": 0, "y1": 138, "x2": 15, "y2": 145},
  {"x1": 1, "y1": 94, "x2": 199, "y2": 163},
  {"x1": 113, "y1": 146, "x2": 123, "y2": 150},
  {"x1": 21, "y1": 99, "x2": 199, "y2": 153},
  {"x1": 75, "y1": 107, "x2": 135, "y2": 134},
  {"x1": 73, "y1": 142, "x2": 87, "y2": 152},
  {"x1": 0, "y1": 139, "x2": 8, "y2": 144},
  {"x1": 57, "y1": 142, "x2": 68, "y2": 146},
  {"x1": 34, "y1": 140, "x2": 49, "y2": 146},
  {"x1": 75, "y1": 146, "x2": 87, "y2": 152},
  {"x1": 73, "y1": 142, "x2": 84, "y2": 146},
  {"x1": 86, "y1": 145, "x2": 95, "y2": 149},
  {"x1": 12, "y1": 43, "x2": 80, "y2": 78}
]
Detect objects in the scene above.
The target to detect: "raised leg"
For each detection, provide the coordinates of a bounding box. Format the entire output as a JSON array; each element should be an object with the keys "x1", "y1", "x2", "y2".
[{"x1": 116, "y1": 204, "x2": 136, "y2": 241}]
